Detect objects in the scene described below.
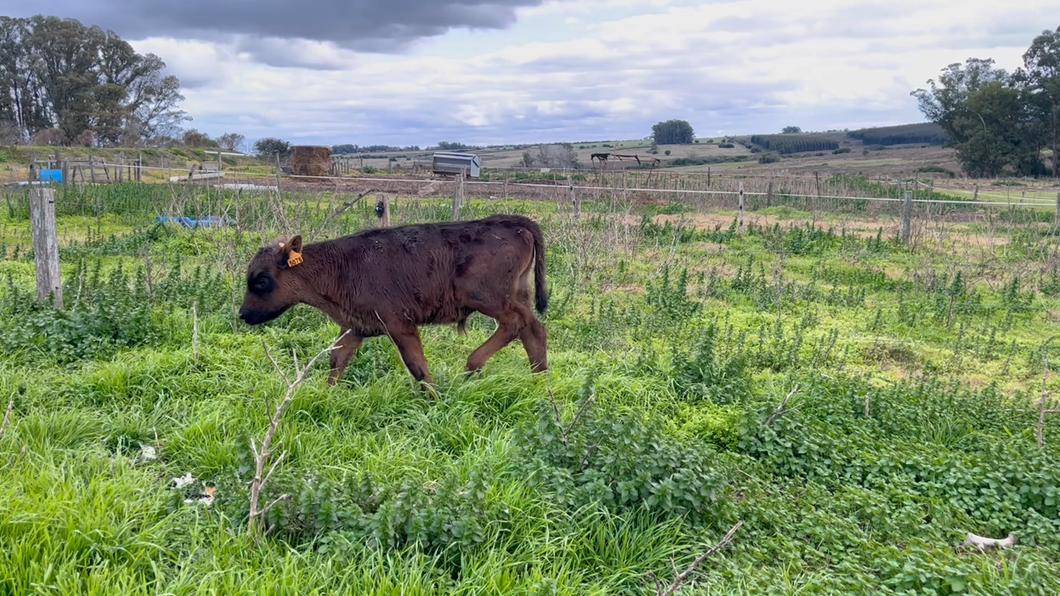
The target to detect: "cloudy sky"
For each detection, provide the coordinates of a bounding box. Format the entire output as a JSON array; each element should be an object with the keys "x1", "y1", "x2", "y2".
[{"x1": 5, "y1": 0, "x2": 1059, "y2": 146}]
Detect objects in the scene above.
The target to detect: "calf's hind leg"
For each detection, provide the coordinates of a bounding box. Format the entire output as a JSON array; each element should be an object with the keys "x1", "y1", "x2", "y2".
[
  {"x1": 466, "y1": 307, "x2": 525, "y2": 373},
  {"x1": 519, "y1": 315, "x2": 547, "y2": 373}
]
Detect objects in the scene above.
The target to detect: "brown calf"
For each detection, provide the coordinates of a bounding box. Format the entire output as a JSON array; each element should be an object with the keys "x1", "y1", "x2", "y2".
[{"x1": 239, "y1": 214, "x2": 548, "y2": 386}]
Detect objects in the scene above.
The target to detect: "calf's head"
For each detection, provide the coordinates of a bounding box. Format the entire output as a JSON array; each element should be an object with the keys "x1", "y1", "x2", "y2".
[{"x1": 239, "y1": 235, "x2": 306, "y2": 325}]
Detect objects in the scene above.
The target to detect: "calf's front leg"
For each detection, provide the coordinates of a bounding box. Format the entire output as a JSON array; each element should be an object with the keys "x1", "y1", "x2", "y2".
[
  {"x1": 389, "y1": 327, "x2": 434, "y2": 387},
  {"x1": 327, "y1": 329, "x2": 363, "y2": 386}
]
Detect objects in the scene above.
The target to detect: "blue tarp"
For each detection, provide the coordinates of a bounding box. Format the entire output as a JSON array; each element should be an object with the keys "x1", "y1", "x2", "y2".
[
  {"x1": 155, "y1": 216, "x2": 229, "y2": 228},
  {"x1": 39, "y1": 169, "x2": 62, "y2": 182}
]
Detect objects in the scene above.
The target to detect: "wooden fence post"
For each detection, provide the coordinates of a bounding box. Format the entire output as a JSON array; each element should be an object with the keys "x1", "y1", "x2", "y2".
[
  {"x1": 275, "y1": 153, "x2": 282, "y2": 193},
  {"x1": 569, "y1": 176, "x2": 579, "y2": 219},
  {"x1": 61, "y1": 159, "x2": 69, "y2": 187},
  {"x1": 738, "y1": 181, "x2": 745, "y2": 235},
  {"x1": 901, "y1": 190, "x2": 913, "y2": 245},
  {"x1": 1055, "y1": 192, "x2": 1060, "y2": 228},
  {"x1": 766, "y1": 175, "x2": 774, "y2": 208},
  {"x1": 137, "y1": 153, "x2": 143, "y2": 182},
  {"x1": 452, "y1": 168, "x2": 465, "y2": 220},
  {"x1": 973, "y1": 184, "x2": 979, "y2": 201},
  {"x1": 29, "y1": 189, "x2": 62, "y2": 308},
  {"x1": 89, "y1": 155, "x2": 97, "y2": 184},
  {"x1": 503, "y1": 171, "x2": 508, "y2": 200}
]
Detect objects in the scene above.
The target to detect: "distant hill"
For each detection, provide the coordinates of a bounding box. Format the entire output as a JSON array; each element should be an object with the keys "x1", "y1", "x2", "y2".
[{"x1": 847, "y1": 123, "x2": 948, "y2": 146}]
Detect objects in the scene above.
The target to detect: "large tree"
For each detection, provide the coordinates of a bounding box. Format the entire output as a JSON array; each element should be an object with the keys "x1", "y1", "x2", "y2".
[
  {"x1": 255, "y1": 137, "x2": 291, "y2": 158},
  {"x1": 217, "y1": 132, "x2": 246, "y2": 151},
  {"x1": 1018, "y1": 26, "x2": 1060, "y2": 177},
  {"x1": 0, "y1": 15, "x2": 187, "y2": 147},
  {"x1": 913, "y1": 56, "x2": 1049, "y2": 177},
  {"x1": 651, "y1": 119, "x2": 695, "y2": 145}
]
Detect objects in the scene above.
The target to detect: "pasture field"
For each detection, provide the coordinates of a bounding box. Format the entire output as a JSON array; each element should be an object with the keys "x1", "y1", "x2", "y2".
[{"x1": 2, "y1": 180, "x2": 1060, "y2": 595}]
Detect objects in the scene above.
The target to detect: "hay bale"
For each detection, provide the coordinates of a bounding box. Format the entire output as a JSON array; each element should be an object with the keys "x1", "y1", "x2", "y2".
[{"x1": 290, "y1": 146, "x2": 332, "y2": 177}]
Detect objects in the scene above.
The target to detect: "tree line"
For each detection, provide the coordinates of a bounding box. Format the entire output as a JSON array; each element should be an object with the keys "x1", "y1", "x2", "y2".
[
  {"x1": 847, "y1": 123, "x2": 948, "y2": 146},
  {"x1": 750, "y1": 135, "x2": 839, "y2": 154},
  {"x1": 0, "y1": 15, "x2": 190, "y2": 148},
  {"x1": 913, "y1": 26, "x2": 1060, "y2": 178}
]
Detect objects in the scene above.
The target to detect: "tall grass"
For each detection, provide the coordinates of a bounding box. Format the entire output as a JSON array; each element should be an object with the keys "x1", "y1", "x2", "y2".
[{"x1": 0, "y1": 180, "x2": 1059, "y2": 594}]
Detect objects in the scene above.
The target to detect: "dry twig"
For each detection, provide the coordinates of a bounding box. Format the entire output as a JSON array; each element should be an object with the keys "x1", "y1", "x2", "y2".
[
  {"x1": 547, "y1": 387, "x2": 596, "y2": 446},
  {"x1": 650, "y1": 520, "x2": 745, "y2": 596},
  {"x1": 1038, "y1": 359, "x2": 1053, "y2": 449},
  {"x1": 0, "y1": 399, "x2": 13, "y2": 440},
  {"x1": 327, "y1": 188, "x2": 376, "y2": 224},
  {"x1": 247, "y1": 331, "x2": 349, "y2": 537},
  {"x1": 762, "y1": 385, "x2": 800, "y2": 429}
]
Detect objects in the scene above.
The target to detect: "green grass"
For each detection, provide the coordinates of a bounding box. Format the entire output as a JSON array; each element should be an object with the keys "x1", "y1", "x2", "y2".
[{"x1": 1, "y1": 184, "x2": 1060, "y2": 594}]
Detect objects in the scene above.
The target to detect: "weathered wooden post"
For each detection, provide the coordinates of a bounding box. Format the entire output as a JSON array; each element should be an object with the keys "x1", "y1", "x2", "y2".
[
  {"x1": 29, "y1": 189, "x2": 62, "y2": 308},
  {"x1": 217, "y1": 150, "x2": 223, "y2": 172},
  {"x1": 738, "y1": 181, "x2": 745, "y2": 235},
  {"x1": 275, "y1": 153, "x2": 282, "y2": 193},
  {"x1": 29, "y1": 152, "x2": 38, "y2": 182},
  {"x1": 569, "y1": 176, "x2": 579, "y2": 219},
  {"x1": 451, "y1": 168, "x2": 465, "y2": 220},
  {"x1": 137, "y1": 153, "x2": 143, "y2": 182},
  {"x1": 901, "y1": 190, "x2": 913, "y2": 245},
  {"x1": 503, "y1": 171, "x2": 509, "y2": 200},
  {"x1": 89, "y1": 155, "x2": 97, "y2": 184},
  {"x1": 1055, "y1": 192, "x2": 1060, "y2": 228},
  {"x1": 61, "y1": 159, "x2": 69, "y2": 187},
  {"x1": 766, "y1": 175, "x2": 774, "y2": 208},
  {"x1": 973, "y1": 184, "x2": 979, "y2": 201}
]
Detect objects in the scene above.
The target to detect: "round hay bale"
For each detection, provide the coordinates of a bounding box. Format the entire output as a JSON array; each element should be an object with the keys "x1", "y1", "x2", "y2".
[{"x1": 291, "y1": 145, "x2": 332, "y2": 177}]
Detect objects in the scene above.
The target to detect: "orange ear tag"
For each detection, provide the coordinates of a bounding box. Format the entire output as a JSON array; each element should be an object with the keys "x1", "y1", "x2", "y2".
[{"x1": 287, "y1": 251, "x2": 303, "y2": 267}]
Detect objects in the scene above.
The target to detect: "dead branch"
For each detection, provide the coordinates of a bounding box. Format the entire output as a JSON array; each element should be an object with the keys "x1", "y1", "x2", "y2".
[
  {"x1": 0, "y1": 398, "x2": 13, "y2": 440},
  {"x1": 651, "y1": 520, "x2": 745, "y2": 596},
  {"x1": 1038, "y1": 359, "x2": 1051, "y2": 449},
  {"x1": 565, "y1": 389, "x2": 596, "y2": 443},
  {"x1": 191, "y1": 303, "x2": 199, "y2": 362},
  {"x1": 547, "y1": 388, "x2": 596, "y2": 447},
  {"x1": 247, "y1": 331, "x2": 349, "y2": 537},
  {"x1": 963, "y1": 532, "x2": 1016, "y2": 551},
  {"x1": 762, "y1": 385, "x2": 800, "y2": 429},
  {"x1": 327, "y1": 188, "x2": 376, "y2": 224}
]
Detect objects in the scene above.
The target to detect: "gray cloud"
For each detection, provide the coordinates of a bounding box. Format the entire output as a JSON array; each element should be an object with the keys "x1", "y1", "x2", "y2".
[{"x1": 3, "y1": 0, "x2": 549, "y2": 58}]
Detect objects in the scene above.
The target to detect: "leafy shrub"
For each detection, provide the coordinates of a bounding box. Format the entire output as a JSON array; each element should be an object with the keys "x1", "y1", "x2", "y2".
[
  {"x1": 671, "y1": 324, "x2": 753, "y2": 405},
  {"x1": 513, "y1": 388, "x2": 733, "y2": 526}
]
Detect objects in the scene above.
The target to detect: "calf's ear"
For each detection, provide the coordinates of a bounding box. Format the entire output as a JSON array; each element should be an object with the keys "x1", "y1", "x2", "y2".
[{"x1": 278, "y1": 235, "x2": 304, "y2": 269}]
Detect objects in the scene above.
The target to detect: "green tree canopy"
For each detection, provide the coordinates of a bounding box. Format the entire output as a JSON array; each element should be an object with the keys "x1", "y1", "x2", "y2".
[
  {"x1": 255, "y1": 137, "x2": 291, "y2": 158},
  {"x1": 0, "y1": 15, "x2": 188, "y2": 147},
  {"x1": 913, "y1": 43, "x2": 1058, "y2": 178},
  {"x1": 651, "y1": 120, "x2": 695, "y2": 144}
]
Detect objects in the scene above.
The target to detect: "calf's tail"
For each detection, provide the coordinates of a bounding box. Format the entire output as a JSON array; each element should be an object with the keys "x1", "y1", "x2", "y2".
[{"x1": 528, "y1": 220, "x2": 548, "y2": 314}]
